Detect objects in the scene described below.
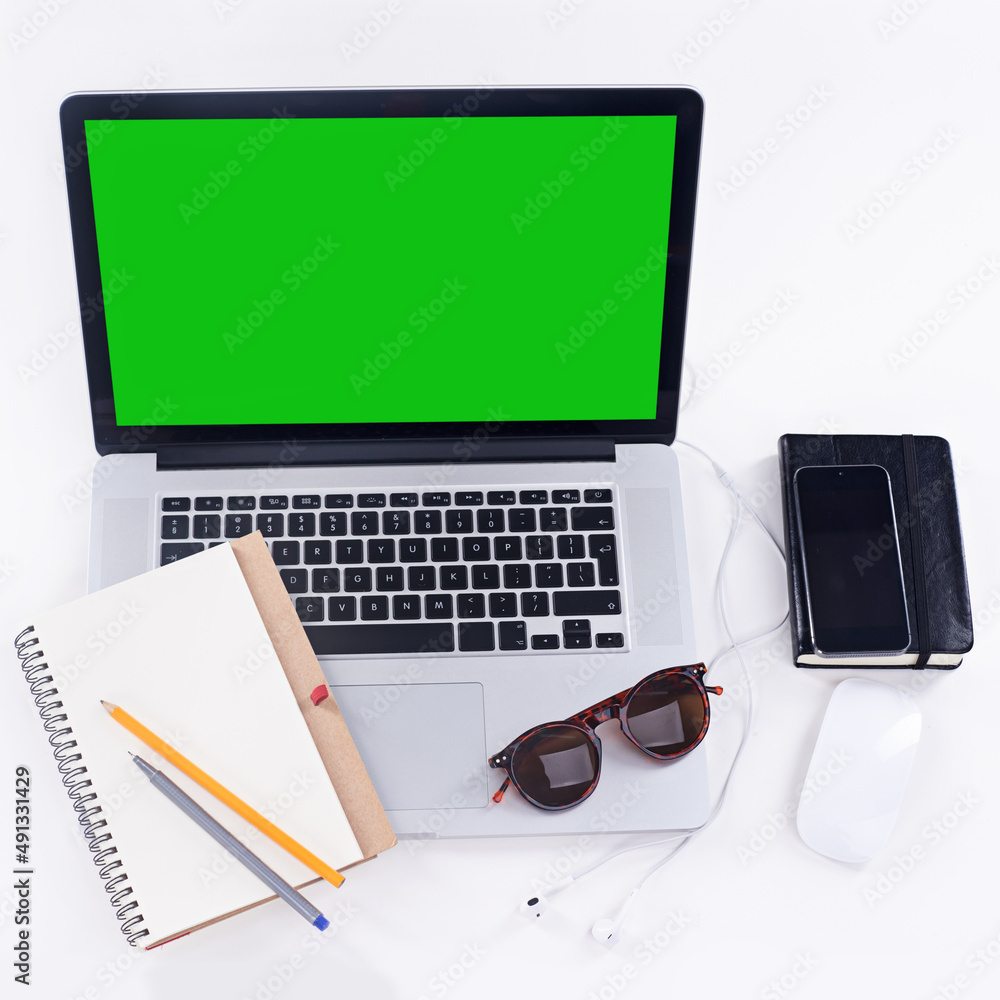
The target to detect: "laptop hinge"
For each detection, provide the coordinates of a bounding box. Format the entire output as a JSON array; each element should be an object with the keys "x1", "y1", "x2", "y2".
[{"x1": 154, "y1": 437, "x2": 618, "y2": 471}]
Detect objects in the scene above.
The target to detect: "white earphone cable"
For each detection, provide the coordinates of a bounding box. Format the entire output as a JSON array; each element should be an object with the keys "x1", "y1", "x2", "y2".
[{"x1": 536, "y1": 441, "x2": 789, "y2": 915}]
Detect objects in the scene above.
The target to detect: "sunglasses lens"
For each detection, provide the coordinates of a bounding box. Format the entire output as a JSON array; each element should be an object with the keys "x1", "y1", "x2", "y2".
[
  {"x1": 511, "y1": 725, "x2": 599, "y2": 808},
  {"x1": 625, "y1": 673, "x2": 706, "y2": 757}
]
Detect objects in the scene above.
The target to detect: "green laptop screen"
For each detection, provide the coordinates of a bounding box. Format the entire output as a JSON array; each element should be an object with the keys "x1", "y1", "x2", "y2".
[{"x1": 84, "y1": 114, "x2": 676, "y2": 427}]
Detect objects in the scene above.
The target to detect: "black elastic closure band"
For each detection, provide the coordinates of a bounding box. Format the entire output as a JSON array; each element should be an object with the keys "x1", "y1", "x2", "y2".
[{"x1": 901, "y1": 434, "x2": 931, "y2": 667}]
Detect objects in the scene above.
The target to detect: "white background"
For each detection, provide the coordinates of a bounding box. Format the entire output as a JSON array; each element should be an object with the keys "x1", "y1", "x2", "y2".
[{"x1": 3, "y1": 2, "x2": 1000, "y2": 998}]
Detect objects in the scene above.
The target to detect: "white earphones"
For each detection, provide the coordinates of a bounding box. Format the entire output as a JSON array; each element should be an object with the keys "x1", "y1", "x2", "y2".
[
  {"x1": 591, "y1": 887, "x2": 640, "y2": 946},
  {"x1": 515, "y1": 442, "x2": 789, "y2": 947}
]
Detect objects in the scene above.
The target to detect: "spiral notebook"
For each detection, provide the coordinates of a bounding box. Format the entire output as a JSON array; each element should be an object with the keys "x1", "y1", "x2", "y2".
[{"x1": 15, "y1": 534, "x2": 395, "y2": 949}]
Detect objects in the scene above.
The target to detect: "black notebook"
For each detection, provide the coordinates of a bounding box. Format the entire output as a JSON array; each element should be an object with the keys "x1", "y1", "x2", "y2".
[{"x1": 778, "y1": 433, "x2": 973, "y2": 668}]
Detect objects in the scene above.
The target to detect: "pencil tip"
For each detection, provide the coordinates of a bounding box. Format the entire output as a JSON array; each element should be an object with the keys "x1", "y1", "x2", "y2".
[{"x1": 101, "y1": 700, "x2": 116, "y2": 713}]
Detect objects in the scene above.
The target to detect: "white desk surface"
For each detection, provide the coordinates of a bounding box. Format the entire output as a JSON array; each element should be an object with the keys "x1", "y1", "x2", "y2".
[{"x1": 3, "y1": 3, "x2": 999, "y2": 997}]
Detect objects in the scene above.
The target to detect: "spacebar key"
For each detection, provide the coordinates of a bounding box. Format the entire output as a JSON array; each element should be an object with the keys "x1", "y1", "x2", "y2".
[
  {"x1": 304, "y1": 623, "x2": 455, "y2": 654},
  {"x1": 553, "y1": 590, "x2": 622, "y2": 616}
]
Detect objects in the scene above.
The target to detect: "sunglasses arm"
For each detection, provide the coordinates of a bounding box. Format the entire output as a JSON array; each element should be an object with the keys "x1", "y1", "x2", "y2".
[
  {"x1": 707, "y1": 684, "x2": 723, "y2": 696},
  {"x1": 491, "y1": 776, "x2": 511, "y2": 803}
]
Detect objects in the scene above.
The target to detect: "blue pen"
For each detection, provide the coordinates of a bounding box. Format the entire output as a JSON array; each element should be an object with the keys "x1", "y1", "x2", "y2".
[{"x1": 131, "y1": 754, "x2": 329, "y2": 931}]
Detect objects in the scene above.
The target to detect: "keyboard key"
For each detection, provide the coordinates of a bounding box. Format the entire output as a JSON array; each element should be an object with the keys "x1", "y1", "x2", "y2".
[
  {"x1": 489, "y1": 593, "x2": 517, "y2": 617},
  {"x1": 445, "y1": 509, "x2": 474, "y2": 533},
  {"x1": 160, "y1": 542, "x2": 203, "y2": 565},
  {"x1": 584, "y1": 489, "x2": 613, "y2": 503},
  {"x1": 358, "y1": 493, "x2": 387, "y2": 508},
  {"x1": 568, "y1": 562, "x2": 596, "y2": 587},
  {"x1": 521, "y1": 591, "x2": 549, "y2": 617},
  {"x1": 556, "y1": 534, "x2": 585, "y2": 559},
  {"x1": 361, "y1": 596, "x2": 389, "y2": 620},
  {"x1": 531, "y1": 633, "x2": 560, "y2": 649},
  {"x1": 499, "y1": 621, "x2": 527, "y2": 650},
  {"x1": 422, "y1": 492, "x2": 451, "y2": 506},
  {"x1": 228, "y1": 496, "x2": 256, "y2": 510},
  {"x1": 224, "y1": 513, "x2": 253, "y2": 538},
  {"x1": 472, "y1": 564, "x2": 500, "y2": 589},
  {"x1": 440, "y1": 565, "x2": 468, "y2": 590},
  {"x1": 519, "y1": 491, "x2": 547, "y2": 505},
  {"x1": 525, "y1": 535, "x2": 553, "y2": 560},
  {"x1": 487, "y1": 491, "x2": 515, "y2": 505},
  {"x1": 494, "y1": 536, "x2": 522, "y2": 561},
  {"x1": 535, "y1": 563, "x2": 564, "y2": 588},
  {"x1": 432, "y1": 538, "x2": 458, "y2": 562},
  {"x1": 458, "y1": 622, "x2": 494, "y2": 652},
  {"x1": 280, "y1": 568, "x2": 308, "y2": 593},
  {"x1": 477, "y1": 509, "x2": 505, "y2": 532},
  {"x1": 407, "y1": 566, "x2": 436, "y2": 590},
  {"x1": 393, "y1": 595, "x2": 421, "y2": 620},
  {"x1": 351, "y1": 511, "x2": 380, "y2": 535},
  {"x1": 540, "y1": 508, "x2": 568, "y2": 531},
  {"x1": 455, "y1": 491, "x2": 484, "y2": 506},
  {"x1": 296, "y1": 597, "x2": 324, "y2": 622},
  {"x1": 376, "y1": 566, "x2": 404, "y2": 591},
  {"x1": 589, "y1": 534, "x2": 620, "y2": 586},
  {"x1": 571, "y1": 506, "x2": 614, "y2": 530},
  {"x1": 304, "y1": 540, "x2": 333, "y2": 564},
  {"x1": 425, "y1": 594, "x2": 453, "y2": 619},
  {"x1": 507, "y1": 508, "x2": 536, "y2": 532},
  {"x1": 325, "y1": 494, "x2": 354, "y2": 508},
  {"x1": 553, "y1": 591, "x2": 622, "y2": 616},
  {"x1": 256, "y1": 513, "x2": 284, "y2": 537},
  {"x1": 415, "y1": 510, "x2": 442, "y2": 534},
  {"x1": 367, "y1": 539, "x2": 395, "y2": 563},
  {"x1": 260, "y1": 495, "x2": 288, "y2": 510},
  {"x1": 458, "y1": 593, "x2": 485, "y2": 618},
  {"x1": 390, "y1": 492, "x2": 419, "y2": 507},
  {"x1": 162, "y1": 497, "x2": 190, "y2": 511},
  {"x1": 399, "y1": 539, "x2": 427, "y2": 562},
  {"x1": 503, "y1": 564, "x2": 532, "y2": 589},
  {"x1": 195, "y1": 496, "x2": 224, "y2": 511},
  {"x1": 312, "y1": 569, "x2": 340, "y2": 592},
  {"x1": 552, "y1": 489, "x2": 580, "y2": 504},
  {"x1": 344, "y1": 568, "x2": 373, "y2": 592},
  {"x1": 328, "y1": 597, "x2": 357, "y2": 621},
  {"x1": 462, "y1": 538, "x2": 491, "y2": 561},
  {"x1": 306, "y1": 623, "x2": 455, "y2": 654},
  {"x1": 565, "y1": 634, "x2": 591, "y2": 650},
  {"x1": 597, "y1": 632, "x2": 625, "y2": 648},
  {"x1": 320, "y1": 512, "x2": 347, "y2": 536},
  {"x1": 335, "y1": 539, "x2": 364, "y2": 563},
  {"x1": 272, "y1": 541, "x2": 300, "y2": 565},
  {"x1": 383, "y1": 511, "x2": 411, "y2": 535},
  {"x1": 293, "y1": 494, "x2": 321, "y2": 508},
  {"x1": 161, "y1": 515, "x2": 189, "y2": 539},
  {"x1": 193, "y1": 515, "x2": 221, "y2": 539},
  {"x1": 289, "y1": 512, "x2": 316, "y2": 536}
]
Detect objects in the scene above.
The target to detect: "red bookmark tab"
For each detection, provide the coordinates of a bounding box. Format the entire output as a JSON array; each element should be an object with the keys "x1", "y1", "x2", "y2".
[{"x1": 310, "y1": 685, "x2": 330, "y2": 706}]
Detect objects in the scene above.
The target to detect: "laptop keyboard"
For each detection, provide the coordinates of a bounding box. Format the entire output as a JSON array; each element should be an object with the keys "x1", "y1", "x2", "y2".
[{"x1": 159, "y1": 488, "x2": 627, "y2": 655}]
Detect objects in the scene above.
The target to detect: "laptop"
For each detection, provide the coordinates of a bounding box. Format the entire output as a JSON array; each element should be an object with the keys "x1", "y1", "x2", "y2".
[{"x1": 60, "y1": 86, "x2": 706, "y2": 838}]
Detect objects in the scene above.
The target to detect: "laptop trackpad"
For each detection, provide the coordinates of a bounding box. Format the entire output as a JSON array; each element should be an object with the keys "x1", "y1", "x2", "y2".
[{"x1": 331, "y1": 682, "x2": 489, "y2": 812}]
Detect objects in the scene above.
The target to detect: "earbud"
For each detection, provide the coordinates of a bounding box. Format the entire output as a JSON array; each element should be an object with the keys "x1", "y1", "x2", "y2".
[
  {"x1": 519, "y1": 875, "x2": 573, "y2": 919},
  {"x1": 591, "y1": 888, "x2": 640, "y2": 947},
  {"x1": 520, "y1": 896, "x2": 547, "y2": 918}
]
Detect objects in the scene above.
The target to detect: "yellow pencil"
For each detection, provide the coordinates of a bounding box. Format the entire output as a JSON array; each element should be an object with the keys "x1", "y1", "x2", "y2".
[{"x1": 101, "y1": 700, "x2": 344, "y2": 888}]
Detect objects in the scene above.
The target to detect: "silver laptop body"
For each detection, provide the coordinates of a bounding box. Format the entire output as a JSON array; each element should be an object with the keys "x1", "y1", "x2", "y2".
[{"x1": 63, "y1": 86, "x2": 707, "y2": 837}]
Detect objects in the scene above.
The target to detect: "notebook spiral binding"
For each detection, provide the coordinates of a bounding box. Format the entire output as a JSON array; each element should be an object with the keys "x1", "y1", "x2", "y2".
[{"x1": 15, "y1": 626, "x2": 149, "y2": 947}]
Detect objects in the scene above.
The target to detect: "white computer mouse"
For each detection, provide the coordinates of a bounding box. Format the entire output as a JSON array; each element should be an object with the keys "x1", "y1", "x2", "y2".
[{"x1": 797, "y1": 677, "x2": 921, "y2": 863}]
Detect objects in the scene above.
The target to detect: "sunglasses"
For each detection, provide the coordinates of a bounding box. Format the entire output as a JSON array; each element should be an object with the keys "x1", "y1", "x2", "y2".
[{"x1": 488, "y1": 664, "x2": 722, "y2": 810}]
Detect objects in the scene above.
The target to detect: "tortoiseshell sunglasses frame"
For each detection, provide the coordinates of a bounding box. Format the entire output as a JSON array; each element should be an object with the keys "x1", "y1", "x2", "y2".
[{"x1": 488, "y1": 663, "x2": 722, "y2": 810}]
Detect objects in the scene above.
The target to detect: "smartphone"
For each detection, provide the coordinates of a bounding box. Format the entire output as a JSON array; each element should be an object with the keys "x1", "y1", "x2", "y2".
[{"x1": 793, "y1": 465, "x2": 910, "y2": 655}]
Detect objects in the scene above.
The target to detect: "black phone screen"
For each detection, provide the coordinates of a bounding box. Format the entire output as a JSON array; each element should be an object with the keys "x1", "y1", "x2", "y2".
[{"x1": 794, "y1": 465, "x2": 910, "y2": 655}]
